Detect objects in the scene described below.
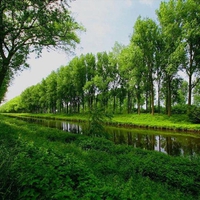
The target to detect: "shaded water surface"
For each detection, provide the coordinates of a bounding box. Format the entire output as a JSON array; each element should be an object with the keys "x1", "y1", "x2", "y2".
[{"x1": 16, "y1": 117, "x2": 200, "y2": 158}]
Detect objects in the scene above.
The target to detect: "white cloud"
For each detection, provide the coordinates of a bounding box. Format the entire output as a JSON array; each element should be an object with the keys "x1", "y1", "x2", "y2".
[
  {"x1": 125, "y1": 0, "x2": 133, "y2": 7},
  {"x1": 69, "y1": 0, "x2": 120, "y2": 54},
  {"x1": 139, "y1": 0, "x2": 155, "y2": 5}
]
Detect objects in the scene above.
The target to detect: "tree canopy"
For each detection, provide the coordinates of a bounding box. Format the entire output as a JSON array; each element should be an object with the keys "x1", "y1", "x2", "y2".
[{"x1": 0, "y1": 0, "x2": 82, "y2": 102}]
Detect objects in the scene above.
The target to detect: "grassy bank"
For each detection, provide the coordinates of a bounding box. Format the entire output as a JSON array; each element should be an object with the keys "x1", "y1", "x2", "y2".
[
  {"x1": 3, "y1": 112, "x2": 200, "y2": 132},
  {"x1": 0, "y1": 115, "x2": 200, "y2": 199}
]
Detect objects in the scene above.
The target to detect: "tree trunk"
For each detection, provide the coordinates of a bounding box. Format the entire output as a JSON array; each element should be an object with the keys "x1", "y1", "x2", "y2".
[
  {"x1": 67, "y1": 103, "x2": 69, "y2": 114},
  {"x1": 157, "y1": 78, "x2": 161, "y2": 113},
  {"x1": 148, "y1": 66, "x2": 154, "y2": 115},
  {"x1": 0, "y1": 66, "x2": 8, "y2": 91},
  {"x1": 150, "y1": 79, "x2": 154, "y2": 115},
  {"x1": 188, "y1": 74, "x2": 192, "y2": 106},
  {"x1": 188, "y1": 43, "x2": 193, "y2": 107},
  {"x1": 82, "y1": 95, "x2": 85, "y2": 113},
  {"x1": 145, "y1": 91, "x2": 149, "y2": 112},
  {"x1": 113, "y1": 95, "x2": 116, "y2": 113},
  {"x1": 127, "y1": 92, "x2": 129, "y2": 114},
  {"x1": 127, "y1": 91, "x2": 131, "y2": 114},
  {"x1": 167, "y1": 77, "x2": 172, "y2": 116},
  {"x1": 137, "y1": 100, "x2": 141, "y2": 115},
  {"x1": 0, "y1": 55, "x2": 13, "y2": 102},
  {"x1": 136, "y1": 89, "x2": 141, "y2": 115}
]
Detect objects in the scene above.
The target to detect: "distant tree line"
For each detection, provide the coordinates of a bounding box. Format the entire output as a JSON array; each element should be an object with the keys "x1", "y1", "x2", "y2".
[{"x1": 1, "y1": 0, "x2": 200, "y2": 116}]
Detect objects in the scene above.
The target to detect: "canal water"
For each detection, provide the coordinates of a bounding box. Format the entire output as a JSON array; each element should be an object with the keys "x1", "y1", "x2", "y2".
[{"x1": 17, "y1": 117, "x2": 200, "y2": 158}]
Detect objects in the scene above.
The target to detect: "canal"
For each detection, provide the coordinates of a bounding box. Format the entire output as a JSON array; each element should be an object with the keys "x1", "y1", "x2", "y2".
[{"x1": 15, "y1": 116, "x2": 200, "y2": 158}]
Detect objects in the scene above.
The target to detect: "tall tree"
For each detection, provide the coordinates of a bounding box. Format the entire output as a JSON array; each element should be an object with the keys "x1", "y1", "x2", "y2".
[
  {"x1": 131, "y1": 17, "x2": 159, "y2": 115},
  {"x1": 38, "y1": 79, "x2": 48, "y2": 113},
  {"x1": 156, "y1": 0, "x2": 184, "y2": 116},
  {"x1": 178, "y1": 0, "x2": 200, "y2": 106},
  {"x1": 83, "y1": 53, "x2": 96, "y2": 110},
  {"x1": 119, "y1": 45, "x2": 136, "y2": 114},
  {"x1": 0, "y1": 0, "x2": 82, "y2": 101},
  {"x1": 45, "y1": 71, "x2": 57, "y2": 113},
  {"x1": 119, "y1": 44, "x2": 145, "y2": 114},
  {"x1": 21, "y1": 86, "x2": 36, "y2": 112},
  {"x1": 70, "y1": 55, "x2": 87, "y2": 112},
  {"x1": 108, "y1": 42, "x2": 124, "y2": 113},
  {"x1": 154, "y1": 26, "x2": 166, "y2": 113},
  {"x1": 57, "y1": 65, "x2": 74, "y2": 114},
  {"x1": 96, "y1": 52, "x2": 111, "y2": 109}
]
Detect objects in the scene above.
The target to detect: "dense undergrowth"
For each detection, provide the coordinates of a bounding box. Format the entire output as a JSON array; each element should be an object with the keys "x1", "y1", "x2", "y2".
[{"x1": 0, "y1": 115, "x2": 200, "y2": 199}]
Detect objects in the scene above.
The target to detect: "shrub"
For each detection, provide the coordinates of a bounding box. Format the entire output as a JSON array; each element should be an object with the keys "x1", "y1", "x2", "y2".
[
  {"x1": 4, "y1": 139, "x2": 100, "y2": 200},
  {"x1": 76, "y1": 136, "x2": 114, "y2": 152},
  {"x1": 188, "y1": 105, "x2": 200, "y2": 123},
  {"x1": 83, "y1": 108, "x2": 113, "y2": 138},
  {"x1": 172, "y1": 104, "x2": 188, "y2": 114}
]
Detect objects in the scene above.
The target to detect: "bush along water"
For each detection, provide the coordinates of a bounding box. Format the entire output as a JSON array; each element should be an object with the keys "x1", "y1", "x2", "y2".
[
  {"x1": 0, "y1": 115, "x2": 200, "y2": 199},
  {"x1": 188, "y1": 105, "x2": 200, "y2": 124},
  {"x1": 85, "y1": 108, "x2": 113, "y2": 138}
]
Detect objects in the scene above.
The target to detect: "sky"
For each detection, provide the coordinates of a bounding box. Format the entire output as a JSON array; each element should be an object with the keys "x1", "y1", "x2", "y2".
[{"x1": 4, "y1": 0, "x2": 167, "y2": 103}]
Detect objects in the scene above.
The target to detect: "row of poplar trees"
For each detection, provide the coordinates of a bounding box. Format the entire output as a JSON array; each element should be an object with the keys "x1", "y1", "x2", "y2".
[{"x1": 1, "y1": 0, "x2": 200, "y2": 116}]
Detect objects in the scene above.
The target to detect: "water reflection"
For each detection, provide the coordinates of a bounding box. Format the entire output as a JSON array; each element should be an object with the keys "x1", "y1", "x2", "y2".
[
  {"x1": 109, "y1": 127, "x2": 200, "y2": 158},
  {"x1": 15, "y1": 117, "x2": 200, "y2": 158},
  {"x1": 39, "y1": 119, "x2": 83, "y2": 134}
]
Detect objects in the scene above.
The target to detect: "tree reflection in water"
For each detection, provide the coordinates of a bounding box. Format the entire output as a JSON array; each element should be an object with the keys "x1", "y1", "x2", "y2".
[
  {"x1": 107, "y1": 127, "x2": 200, "y2": 158},
  {"x1": 15, "y1": 117, "x2": 200, "y2": 158}
]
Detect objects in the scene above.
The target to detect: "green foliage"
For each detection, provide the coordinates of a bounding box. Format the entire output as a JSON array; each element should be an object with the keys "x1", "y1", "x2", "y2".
[
  {"x1": 0, "y1": 117, "x2": 97, "y2": 199},
  {"x1": 0, "y1": 115, "x2": 200, "y2": 199},
  {"x1": 76, "y1": 137, "x2": 114, "y2": 152},
  {"x1": 0, "y1": 96, "x2": 22, "y2": 113},
  {"x1": 0, "y1": 0, "x2": 82, "y2": 102},
  {"x1": 188, "y1": 105, "x2": 200, "y2": 124},
  {"x1": 193, "y1": 82, "x2": 200, "y2": 107},
  {"x1": 10, "y1": 143, "x2": 98, "y2": 199},
  {"x1": 172, "y1": 104, "x2": 188, "y2": 114},
  {"x1": 86, "y1": 108, "x2": 113, "y2": 138}
]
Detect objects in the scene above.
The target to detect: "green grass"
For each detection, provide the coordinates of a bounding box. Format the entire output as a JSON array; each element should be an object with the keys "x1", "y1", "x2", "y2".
[
  {"x1": 112, "y1": 113, "x2": 200, "y2": 132},
  {"x1": 0, "y1": 115, "x2": 200, "y2": 199}
]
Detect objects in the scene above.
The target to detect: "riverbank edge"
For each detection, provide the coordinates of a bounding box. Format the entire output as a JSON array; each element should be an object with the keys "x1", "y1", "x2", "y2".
[{"x1": 2, "y1": 113, "x2": 200, "y2": 133}]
